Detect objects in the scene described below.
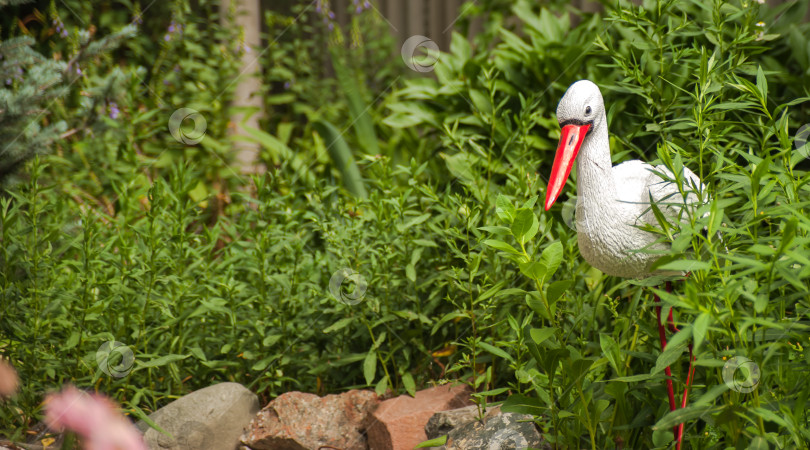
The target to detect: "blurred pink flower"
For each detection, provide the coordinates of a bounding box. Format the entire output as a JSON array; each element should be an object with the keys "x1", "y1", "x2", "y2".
[
  {"x1": 0, "y1": 359, "x2": 19, "y2": 398},
  {"x1": 44, "y1": 386, "x2": 147, "y2": 450}
]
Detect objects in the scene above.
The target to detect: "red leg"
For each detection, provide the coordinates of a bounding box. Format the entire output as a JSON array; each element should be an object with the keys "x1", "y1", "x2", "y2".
[
  {"x1": 663, "y1": 281, "x2": 692, "y2": 450},
  {"x1": 675, "y1": 344, "x2": 695, "y2": 450},
  {"x1": 655, "y1": 303, "x2": 677, "y2": 413}
]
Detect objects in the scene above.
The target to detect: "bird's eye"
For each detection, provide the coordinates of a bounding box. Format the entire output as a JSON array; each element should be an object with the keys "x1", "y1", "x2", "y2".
[{"x1": 585, "y1": 106, "x2": 592, "y2": 115}]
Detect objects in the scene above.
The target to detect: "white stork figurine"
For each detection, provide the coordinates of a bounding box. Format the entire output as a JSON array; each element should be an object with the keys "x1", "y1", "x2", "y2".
[{"x1": 543, "y1": 80, "x2": 705, "y2": 449}]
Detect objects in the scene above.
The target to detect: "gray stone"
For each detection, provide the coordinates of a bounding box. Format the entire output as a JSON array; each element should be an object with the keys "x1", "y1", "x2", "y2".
[
  {"x1": 137, "y1": 382, "x2": 260, "y2": 450},
  {"x1": 425, "y1": 405, "x2": 501, "y2": 439},
  {"x1": 443, "y1": 412, "x2": 549, "y2": 450}
]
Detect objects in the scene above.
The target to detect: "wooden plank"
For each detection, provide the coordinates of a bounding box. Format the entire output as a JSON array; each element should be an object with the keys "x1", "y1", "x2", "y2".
[{"x1": 428, "y1": 0, "x2": 443, "y2": 48}]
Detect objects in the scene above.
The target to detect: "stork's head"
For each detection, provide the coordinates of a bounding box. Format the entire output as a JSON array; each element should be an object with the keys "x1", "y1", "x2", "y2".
[{"x1": 544, "y1": 80, "x2": 605, "y2": 211}]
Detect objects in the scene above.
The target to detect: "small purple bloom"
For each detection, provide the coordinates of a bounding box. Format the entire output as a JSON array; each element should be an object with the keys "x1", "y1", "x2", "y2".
[
  {"x1": 164, "y1": 34, "x2": 171, "y2": 41},
  {"x1": 5, "y1": 79, "x2": 11, "y2": 85},
  {"x1": 75, "y1": 67, "x2": 82, "y2": 75},
  {"x1": 163, "y1": 79, "x2": 169, "y2": 85},
  {"x1": 328, "y1": 22, "x2": 334, "y2": 30},
  {"x1": 283, "y1": 81, "x2": 291, "y2": 89},
  {"x1": 356, "y1": 6, "x2": 362, "y2": 13},
  {"x1": 109, "y1": 102, "x2": 120, "y2": 119},
  {"x1": 328, "y1": 10, "x2": 335, "y2": 19},
  {"x1": 363, "y1": 1, "x2": 370, "y2": 8}
]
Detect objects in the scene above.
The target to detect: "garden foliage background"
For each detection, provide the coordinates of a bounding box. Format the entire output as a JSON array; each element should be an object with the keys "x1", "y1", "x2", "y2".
[{"x1": 1, "y1": 0, "x2": 809, "y2": 448}]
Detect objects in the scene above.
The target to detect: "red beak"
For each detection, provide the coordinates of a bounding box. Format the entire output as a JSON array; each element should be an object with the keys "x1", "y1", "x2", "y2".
[{"x1": 544, "y1": 123, "x2": 591, "y2": 211}]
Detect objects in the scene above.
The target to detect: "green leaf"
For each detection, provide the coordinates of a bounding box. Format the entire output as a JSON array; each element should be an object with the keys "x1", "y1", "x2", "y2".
[
  {"x1": 401, "y1": 372, "x2": 416, "y2": 397},
  {"x1": 478, "y1": 341, "x2": 514, "y2": 363},
  {"x1": 692, "y1": 313, "x2": 711, "y2": 355},
  {"x1": 502, "y1": 394, "x2": 546, "y2": 416},
  {"x1": 323, "y1": 317, "x2": 354, "y2": 334},
  {"x1": 600, "y1": 334, "x2": 622, "y2": 375},
  {"x1": 756, "y1": 66, "x2": 768, "y2": 104},
  {"x1": 412, "y1": 239, "x2": 438, "y2": 247},
  {"x1": 496, "y1": 194, "x2": 516, "y2": 224},
  {"x1": 483, "y1": 239, "x2": 522, "y2": 256},
  {"x1": 653, "y1": 405, "x2": 714, "y2": 430},
  {"x1": 328, "y1": 46, "x2": 380, "y2": 155},
  {"x1": 656, "y1": 259, "x2": 711, "y2": 272},
  {"x1": 530, "y1": 327, "x2": 557, "y2": 346},
  {"x1": 610, "y1": 374, "x2": 653, "y2": 382},
  {"x1": 64, "y1": 331, "x2": 80, "y2": 350},
  {"x1": 363, "y1": 349, "x2": 377, "y2": 385},
  {"x1": 374, "y1": 375, "x2": 389, "y2": 396},
  {"x1": 312, "y1": 120, "x2": 369, "y2": 199},
  {"x1": 189, "y1": 346, "x2": 207, "y2": 361},
  {"x1": 527, "y1": 294, "x2": 550, "y2": 321},
  {"x1": 137, "y1": 354, "x2": 189, "y2": 369},
  {"x1": 652, "y1": 428, "x2": 674, "y2": 447},
  {"x1": 511, "y1": 208, "x2": 539, "y2": 245},
  {"x1": 546, "y1": 279, "x2": 572, "y2": 304},
  {"x1": 747, "y1": 437, "x2": 769, "y2": 450},
  {"x1": 415, "y1": 436, "x2": 448, "y2": 448},
  {"x1": 397, "y1": 213, "x2": 431, "y2": 232},
  {"x1": 539, "y1": 241, "x2": 564, "y2": 280},
  {"x1": 262, "y1": 334, "x2": 282, "y2": 347},
  {"x1": 406, "y1": 264, "x2": 416, "y2": 282},
  {"x1": 652, "y1": 340, "x2": 689, "y2": 375},
  {"x1": 519, "y1": 261, "x2": 546, "y2": 280},
  {"x1": 754, "y1": 294, "x2": 768, "y2": 313}
]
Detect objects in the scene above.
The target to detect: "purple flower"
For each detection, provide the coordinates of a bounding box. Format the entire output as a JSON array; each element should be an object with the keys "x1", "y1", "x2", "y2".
[
  {"x1": 364, "y1": 1, "x2": 370, "y2": 9},
  {"x1": 109, "y1": 102, "x2": 120, "y2": 119},
  {"x1": 75, "y1": 67, "x2": 82, "y2": 76},
  {"x1": 283, "y1": 81, "x2": 291, "y2": 89},
  {"x1": 164, "y1": 34, "x2": 171, "y2": 41},
  {"x1": 328, "y1": 10, "x2": 335, "y2": 19}
]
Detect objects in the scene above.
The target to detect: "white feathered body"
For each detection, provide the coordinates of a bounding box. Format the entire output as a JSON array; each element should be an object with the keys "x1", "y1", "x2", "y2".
[{"x1": 551, "y1": 80, "x2": 705, "y2": 278}]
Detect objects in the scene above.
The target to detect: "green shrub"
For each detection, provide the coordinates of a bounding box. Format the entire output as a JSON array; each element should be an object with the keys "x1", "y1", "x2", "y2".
[{"x1": 388, "y1": 0, "x2": 810, "y2": 447}]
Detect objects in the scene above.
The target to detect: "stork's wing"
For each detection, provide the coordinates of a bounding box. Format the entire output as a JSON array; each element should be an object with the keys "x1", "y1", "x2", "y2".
[{"x1": 612, "y1": 160, "x2": 706, "y2": 227}]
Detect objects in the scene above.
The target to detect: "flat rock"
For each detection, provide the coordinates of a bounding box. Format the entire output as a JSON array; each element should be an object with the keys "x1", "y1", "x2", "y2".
[
  {"x1": 240, "y1": 389, "x2": 378, "y2": 450},
  {"x1": 444, "y1": 412, "x2": 549, "y2": 450},
  {"x1": 366, "y1": 383, "x2": 473, "y2": 450},
  {"x1": 137, "y1": 382, "x2": 259, "y2": 450},
  {"x1": 425, "y1": 405, "x2": 501, "y2": 439}
]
